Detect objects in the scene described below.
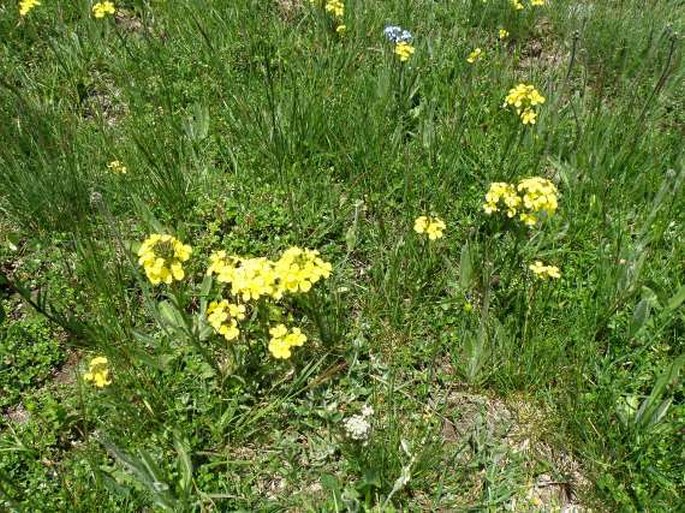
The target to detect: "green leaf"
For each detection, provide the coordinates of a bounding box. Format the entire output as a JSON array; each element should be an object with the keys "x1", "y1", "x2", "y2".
[
  {"x1": 174, "y1": 434, "x2": 193, "y2": 494},
  {"x1": 635, "y1": 355, "x2": 684, "y2": 430},
  {"x1": 629, "y1": 298, "x2": 651, "y2": 336},
  {"x1": 199, "y1": 274, "x2": 213, "y2": 298},
  {"x1": 459, "y1": 241, "x2": 473, "y2": 289},
  {"x1": 666, "y1": 284, "x2": 685, "y2": 312}
]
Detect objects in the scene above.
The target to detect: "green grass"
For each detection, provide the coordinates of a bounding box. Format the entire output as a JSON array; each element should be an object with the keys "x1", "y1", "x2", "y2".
[{"x1": 1, "y1": 0, "x2": 684, "y2": 511}]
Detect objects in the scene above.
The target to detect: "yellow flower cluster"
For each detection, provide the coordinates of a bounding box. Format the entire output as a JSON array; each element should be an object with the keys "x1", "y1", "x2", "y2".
[
  {"x1": 92, "y1": 1, "x2": 116, "y2": 18},
  {"x1": 324, "y1": 0, "x2": 344, "y2": 18},
  {"x1": 268, "y1": 324, "x2": 307, "y2": 359},
  {"x1": 499, "y1": 28, "x2": 510, "y2": 40},
  {"x1": 504, "y1": 83, "x2": 546, "y2": 125},
  {"x1": 483, "y1": 177, "x2": 558, "y2": 226},
  {"x1": 137, "y1": 234, "x2": 193, "y2": 285},
  {"x1": 206, "y1": 247, "x2": 331, "y2": 356},
  {"x1": 467, "y1": 48, "x2": 484, "y2": 64},
  {"x1": 84, "y1": 356, "x2": 111, "y2": 388},
  {"x1": 207, "y1": 247, "x2": 332, "y2": 302},
  {"x1": 483, "y1": 182, "x2": 521, "y2": 217},
  {"x1": 19, "y1": 0, "x2": 41, "y2": 16},
  {"x1": 206, "y1": 300, "x2": 246, "y2": 341},
  {"x1": 107, "y1": 160, "x2": 127, "y2": 174},
  {"x1": 414, "y1": 216, "x2": 446, "y2": 240},
  {"x1": 529, "y1": 261, "x2": 561, "y2": 280},
  {"x1": 394, "y1": 41, "x2": 415, "y2": 62}
]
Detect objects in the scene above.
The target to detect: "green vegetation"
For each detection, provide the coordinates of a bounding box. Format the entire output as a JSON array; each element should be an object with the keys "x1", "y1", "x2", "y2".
[{"x1": 1, "y1": 0, "x2": 683, "y2": 511}]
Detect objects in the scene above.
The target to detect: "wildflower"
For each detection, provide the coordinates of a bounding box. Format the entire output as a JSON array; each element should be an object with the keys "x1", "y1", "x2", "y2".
[
  {"x1": 520, "y1": 108, "x2": 537, "y2": 125},
  {"x1": 529, "y1": 261, "x2": 561, "y2": 280},
  {"x1": 530, "y1": 0, "x2": 546, "y2": 6},
  {"x1": 324, "y1": 0, "x2": 343, "y2": 18},
  {"x1": 274, "y1": 247, "x2": 333, "y2": 297},
  {"x1": 107, "y1": 160, "x2": 127, "y2": 174},
  {"x1": 268, "y1": 324, "x2": 307, "y2": 359},
  {"x1": 208, "y1": 248, "x2": 332, "y2": 301},
  {"x1": 137, "y1": 234, "x2": 192, "y2": 285},
  {"x1": 511, "y1": 0, "x2": 524, "y2": 9},
  {"x1": 336, "y1": 24, "x2": 346, "y2": 35},
  {"x1": 516, "y1": 177, "x2": 558, "y2": 219},
  {"x1": 483, "y1": 177, "x2": 558, "y2": 226},
  {"x1": 394, "y1": 41, "x2": 415, "y2": 62},
  {"x1": 19, "y1": 0, "x2": 40, "y2": 16},
  {"x1": 343, "y1": 406, "x2": 373, "y2": 441},
  {"x1": 467, "y1": 48, "x2": 483, "y2": 64},
  {"x1": 208, "y1": 253, "x2": 278, "y2": 301},
  {"x1": 414, "y1": 216, "x2": 446, "y2": 240},
  {"x1": 483, "y1": 182, "x2": 520, "y2": 216},
  {"x1": 84, "y1": 356, "x2": 112, "y2": 388},
  {"x1": 504, "y1": 83, "x2": 546, "y2": 125},
  {"x1": 92, "y1": 1, "x2": 116, "y2": 18},
  {"x1": 207, "y1": 300, "x2": 246, "y2": 341},
  {"x1": 499, "y1": 28, "x2": 510, "y2": 40},
  {"x1": 384, "y1": 25, "x2": 413, "y2": 44}
]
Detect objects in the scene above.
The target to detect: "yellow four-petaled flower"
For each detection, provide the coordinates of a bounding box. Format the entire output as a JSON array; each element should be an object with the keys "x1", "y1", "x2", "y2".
[
  {"x1": 206, "y1": 247, "x2": 332, "y2": 302},
  {"x1": 19, "y1": 0, "x2": 41, "y2": 16},
  {"x1": 414, "y1": 216, "x2": 446, "y2": 240},
  {"x1": 483, "y1": 177, "x2": 558, "y2": 227},
  {"x1": 394, "y1": 41, "x2": 415, "y2": 62},
  {"x1": 467, "y1": 48, "x2": 483, "y2": 64},
  {"x1": 207, "y1": 300, "x2": 246, "y2": 341},
  {"x1": 137, "y1": 234, "x2": 192, "y2": 285},
  {"x1": 504, "y1": 83, "x2": 546, "y2": 125},
  {"x1": 529, "y1": 261, "x2": 561, "y2": 280},
  {"x1": 268, "y1": 324, "x2": 307, "y2": 359},
  {"x1": 84, "y1": 356, "x2": 112, "y2": 388},
  {"x1": 92, "y1": 2, "x2": 116, "y2": 18}
]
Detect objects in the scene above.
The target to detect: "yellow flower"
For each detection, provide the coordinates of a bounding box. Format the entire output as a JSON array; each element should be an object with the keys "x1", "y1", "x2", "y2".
[
  {"x1": 483, "y1": 182, "x2": 519, "y2": 216},
  {"x1": 394, "y1": 41, "x2": 415, "y2": 62},
  {"x1": 107, "y1": 160, "x2": 127, "y2": 174},
  {"x1": 517, "y1": 177, "x2": 558, "y2": 218},
  {"x1": 520, "y1": 108, "x2": 537, "y2": 125},
  {"x1": 414, "y1": 216, "x2": 446, "y2": 240},
  {"x1": 466, "y1": 48, "x2": 483, "y2": 64},
  {"x1": 84, "y1": 356, "x2": 112, "y2": 388},
  {"x1": 92, "y1": 1, "x2": 116, "y2": 18},
  {"x1": 324, "y1": 0, "x2": 344, "y2": 18},
  {"x1": 529, "y1": 261, "x2": 561, "y2": 280},
  {"x1": 530, "y1": 0, "x2": 546, "y2": 6},
  {"x1": 519, "y1": 213, "x2": 538, "y2": 226},
  {"x1": 498, "y1": 28, "x2": 509, "y2": 40},
  {"x1": 268, "y1": 324, "x2": 307, "y2": 359},
  {"x1": 504, "y1": 83, "x2": 545, "y2": 125},
  {"x1": 511, "y1": 0, "x2": 524, "y2": 9},
  {"x1": 207, "y1": 300, "x2": 246, "y2": 341},
  {"x1": 137, "y1": 234, "x2": 192, "y2": 285},
  {"x1": 336, "y1": 24, "x2": 347, "y2": 35},
  {"x1": 207, "y1": 247, "x2": 332, "y2": 301},
  {"x1": 273, "y1": 247, "x2": 332, "y2": 297},
  {"x1": 19, "y1": 0, "x2": 41, "y2": 16},
  {"x1": 484, "y1": 177, "x2": 558, "y2": 227}
]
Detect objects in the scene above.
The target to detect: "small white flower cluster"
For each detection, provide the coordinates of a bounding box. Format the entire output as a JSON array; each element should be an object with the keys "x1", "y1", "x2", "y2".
[{"x1": 343, "y1": 405, "x2": 374, "y2": 442}]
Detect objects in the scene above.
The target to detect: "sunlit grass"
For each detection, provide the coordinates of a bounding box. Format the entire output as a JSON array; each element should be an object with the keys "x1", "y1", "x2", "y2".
[{"x1": 1, "y1": 0, "x2": 683, "y2": 510}]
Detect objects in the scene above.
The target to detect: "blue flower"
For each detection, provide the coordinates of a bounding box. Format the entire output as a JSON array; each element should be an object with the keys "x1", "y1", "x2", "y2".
[
  {"x1": 384, "y1": 25, "x2": 402, "y2": 43},
  {"x1": 399, "y1": 30, "x2": 413, "y2": 43},
  {"x1": 384, "y1": 25, "x2": 413, "y2": 44}
]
